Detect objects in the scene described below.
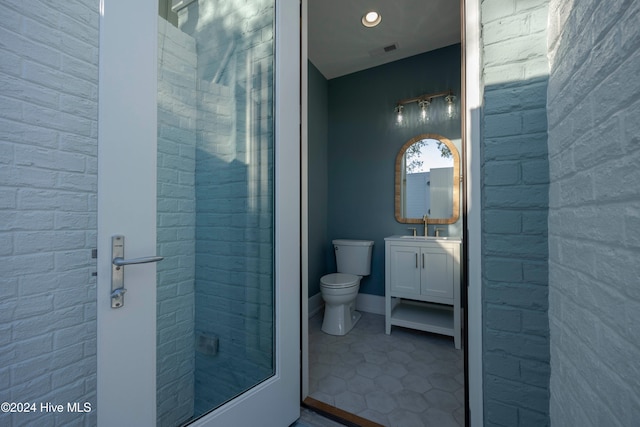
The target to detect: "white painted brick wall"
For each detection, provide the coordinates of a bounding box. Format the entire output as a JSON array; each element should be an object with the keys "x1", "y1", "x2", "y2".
[
  {"x1": 0, "y1": 0, "x2": 99, "y2": 426},
  {"x1": 481, "y1": 0, "x2": 551, "y2": 425},
  {"x1": 547, "y1": 1, "x2": 640, "y2": 426},
  {"x1": 156, "y1": 17, "x2": 197, "y2": 427}
]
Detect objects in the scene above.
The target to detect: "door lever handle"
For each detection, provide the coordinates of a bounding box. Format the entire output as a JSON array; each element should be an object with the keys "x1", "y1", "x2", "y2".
[
  {"x1": 113, "y1": 256, "x2": 164, "y2": 267},
  {"x1": 111, "y1": 235, "x2": 163, "y2": 309}
]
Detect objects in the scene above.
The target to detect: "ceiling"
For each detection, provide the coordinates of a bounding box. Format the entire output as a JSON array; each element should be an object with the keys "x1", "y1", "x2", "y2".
[{"x1": 308, "y1": 0, "x2": 461, "y2": 80}]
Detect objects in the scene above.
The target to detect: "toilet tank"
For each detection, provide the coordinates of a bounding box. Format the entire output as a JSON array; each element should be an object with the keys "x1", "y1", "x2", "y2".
[{"x1": 333, "y1": 239, "x2": 374, "y2": 276}]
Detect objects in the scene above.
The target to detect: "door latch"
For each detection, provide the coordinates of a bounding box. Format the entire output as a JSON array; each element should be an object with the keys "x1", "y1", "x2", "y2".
[{"x1": 111, "y1": 235, "x2": 164, "y2": 309}]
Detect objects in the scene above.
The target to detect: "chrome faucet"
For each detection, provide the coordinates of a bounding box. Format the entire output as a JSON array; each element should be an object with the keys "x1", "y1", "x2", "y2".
[{"x1": 423, "y1": 214, "x2": 429, "y2": 236}]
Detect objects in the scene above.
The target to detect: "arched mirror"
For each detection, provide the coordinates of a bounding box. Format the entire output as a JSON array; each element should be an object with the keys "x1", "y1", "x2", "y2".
[{"x1": 395, "y1": 134, "x2": 460, "y2": 224}]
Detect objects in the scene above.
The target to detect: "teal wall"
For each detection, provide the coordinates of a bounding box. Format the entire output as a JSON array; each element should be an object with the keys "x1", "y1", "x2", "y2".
[
  {"x1": 308, "y1": 44, "x2": 461, "y2": 297},
  {"x1": 307, "y1": 62, "x2": 330, "y2": 297}
]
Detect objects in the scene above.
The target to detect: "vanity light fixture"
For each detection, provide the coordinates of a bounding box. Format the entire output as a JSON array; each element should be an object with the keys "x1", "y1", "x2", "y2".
[
  {"x1": 362, "y1": 11, "x2": 382, "y2": 28},
  {"x1": 393, "y1": 90, "x2": 456, "y2": 122}
]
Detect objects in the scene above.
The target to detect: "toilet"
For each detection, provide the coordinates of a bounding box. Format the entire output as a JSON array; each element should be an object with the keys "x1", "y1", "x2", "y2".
[{"x1": 320, "y1": 239, "x2": 374, "y2": 335}]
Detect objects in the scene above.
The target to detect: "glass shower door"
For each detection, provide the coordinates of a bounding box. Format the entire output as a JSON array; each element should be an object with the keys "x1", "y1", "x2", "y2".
[
  {"x1": 156, "y1": 0, "x2": 280, "y2": 423},
  {"x1": 97, "y1": 1, "x2": 299, "y2": 425},
  {"x1": 155, "y1": 0, "x2": 299, "y2": 425}
]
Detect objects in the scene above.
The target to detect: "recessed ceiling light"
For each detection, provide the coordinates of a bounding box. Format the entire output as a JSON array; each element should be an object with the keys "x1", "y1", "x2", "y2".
[{"x1": 362, "y1": 11, "x2": 381, "y2": 28}]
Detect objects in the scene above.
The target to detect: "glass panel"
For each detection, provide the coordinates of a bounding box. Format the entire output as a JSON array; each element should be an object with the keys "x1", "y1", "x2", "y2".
[{"x1": 156, "y1": 1, "x2": 275, "y2": 424}]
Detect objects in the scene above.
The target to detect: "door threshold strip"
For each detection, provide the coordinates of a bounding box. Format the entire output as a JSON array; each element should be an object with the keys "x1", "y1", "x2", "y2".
[{"x1": 302, "y1": 397, "x2": 384, "y2": 427}]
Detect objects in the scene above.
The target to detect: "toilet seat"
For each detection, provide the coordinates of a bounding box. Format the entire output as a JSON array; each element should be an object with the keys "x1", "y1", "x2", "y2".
[{"x1": 320, "y1": 273, "x2": 359, "y2": 288}]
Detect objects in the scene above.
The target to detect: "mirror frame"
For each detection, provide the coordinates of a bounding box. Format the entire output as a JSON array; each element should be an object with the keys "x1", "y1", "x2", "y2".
[{"x1": 395, "y1": 133, "x2": 460, "y2": 225}]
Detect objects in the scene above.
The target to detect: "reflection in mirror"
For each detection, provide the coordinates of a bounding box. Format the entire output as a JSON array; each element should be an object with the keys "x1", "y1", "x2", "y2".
[{"x1": 395, "y1": 134, "x2": 460, "y2": 224}]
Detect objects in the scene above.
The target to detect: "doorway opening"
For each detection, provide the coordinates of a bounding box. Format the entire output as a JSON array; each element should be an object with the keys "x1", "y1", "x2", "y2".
[{"x1": 301, "y1": 0, "x2": 480, "y2": 425}]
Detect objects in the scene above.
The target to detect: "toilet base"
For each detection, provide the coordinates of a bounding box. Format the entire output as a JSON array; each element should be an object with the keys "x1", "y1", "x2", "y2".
[
  {"x1": 351, "y1": 310, "x2": 362, "y2": 330},
  {"x1": 321, "y1": 303, "x2": 361, "y2": 336}
]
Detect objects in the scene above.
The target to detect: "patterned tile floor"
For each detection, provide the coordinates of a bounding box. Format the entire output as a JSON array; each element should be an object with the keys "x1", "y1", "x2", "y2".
[{"x1": 307, "y1": 311, "x2": 464, "y2": 427}]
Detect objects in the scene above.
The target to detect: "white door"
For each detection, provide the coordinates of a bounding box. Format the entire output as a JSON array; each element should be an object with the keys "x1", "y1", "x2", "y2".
[{"x1": 96, "y1": 1, "x2": 300, "y2": 426}]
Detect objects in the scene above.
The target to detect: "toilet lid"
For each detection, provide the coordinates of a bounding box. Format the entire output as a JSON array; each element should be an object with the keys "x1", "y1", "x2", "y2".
[{"x1": 320, "y1": 273, "x2": 359, "y2": 288}]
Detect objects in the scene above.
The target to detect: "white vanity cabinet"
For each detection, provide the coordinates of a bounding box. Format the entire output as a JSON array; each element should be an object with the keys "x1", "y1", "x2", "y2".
[{"x1": 384, "y1": 236, "x2": 461, "y2": 349}]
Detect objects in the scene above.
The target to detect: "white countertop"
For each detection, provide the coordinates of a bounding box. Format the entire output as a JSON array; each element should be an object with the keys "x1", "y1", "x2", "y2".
[{"x1": 385, "y1": 235, "x2": 462, "y2": 243}]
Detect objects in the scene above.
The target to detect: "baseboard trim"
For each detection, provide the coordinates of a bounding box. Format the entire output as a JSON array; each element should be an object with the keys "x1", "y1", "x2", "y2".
[
  {"x1": 355, "y1": 293, "x2": 385, "y2": 315},
  {"x1": 308, "y1": 292, "x2": 324, "y2": 318}
]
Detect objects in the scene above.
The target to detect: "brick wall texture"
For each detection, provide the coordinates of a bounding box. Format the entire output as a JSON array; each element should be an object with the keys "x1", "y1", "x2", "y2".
[
  {"x1": 0, "y1": 0, "x2": 99, "y2": 426},
  {"x1": 178, "y1": 1, "x2": 277, "y2": 414},
  {"x1": 6, "y1": 1, "x2": 640, "y2": 426},
  {"x1": 547, "y1": 1, "x2": 640, "y2": 426},
  {"x1": 1, "y1": 0, "x2": 276, "y2": 425},
  {"x1": 156, "y1": 17, "x2": 197, "y2": 426},
  {"x1": 157, "y1": 0, "x2": 276, "y2": 421},
  {"x1": 481, "y1": 1, "x2": 551, "y2": 425}
]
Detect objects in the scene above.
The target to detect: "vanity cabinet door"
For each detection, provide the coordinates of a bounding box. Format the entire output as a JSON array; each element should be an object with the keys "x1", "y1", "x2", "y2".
[
  {"x1": 389, "y1": 246, "x2": 421, "y2": 295},
  {"x1": 420, "y1": 246, "x2": 455, "y2": 300}
]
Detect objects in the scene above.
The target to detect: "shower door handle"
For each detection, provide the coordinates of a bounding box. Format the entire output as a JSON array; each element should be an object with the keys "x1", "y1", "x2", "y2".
[
  {"x1": 111, "y1": 235, "x2": 164, "y2": 309},
  {"x1": 113, "y1": 255, "x2": 164, "y2": 267}
]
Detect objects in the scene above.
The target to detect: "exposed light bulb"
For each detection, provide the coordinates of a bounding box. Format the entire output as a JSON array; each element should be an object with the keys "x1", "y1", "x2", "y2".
[
  {"x1": 418, "y1": 99, "x2": 430, "y2": 122},
  {"x1": 445, "y1": 95, "x2": 456, "y2": 119},
  {"x1": 395, "y1": 105, "x2": 404, "y2": 125}
]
